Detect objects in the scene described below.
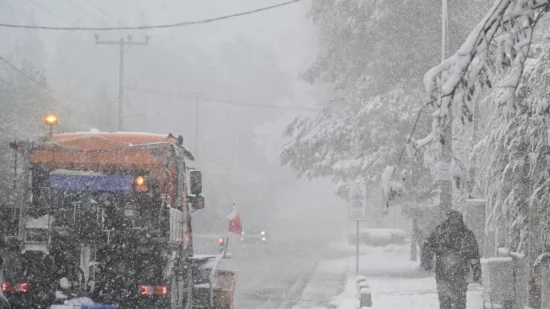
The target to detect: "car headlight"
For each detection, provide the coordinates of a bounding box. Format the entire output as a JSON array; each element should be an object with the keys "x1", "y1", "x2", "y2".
[{"x1": 261, "y1": 231, "x2": 265, "y2": 235}]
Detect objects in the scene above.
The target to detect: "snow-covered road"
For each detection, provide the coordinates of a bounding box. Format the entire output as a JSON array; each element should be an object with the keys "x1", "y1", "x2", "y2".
[{"x1": 193, "y1": 234, "x2": 327, "y2": 309}]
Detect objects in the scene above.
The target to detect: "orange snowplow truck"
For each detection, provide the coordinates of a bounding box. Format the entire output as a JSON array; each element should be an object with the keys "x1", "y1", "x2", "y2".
[{"x1": 2, "y1": 130, "x2": 236, "y2": 309}]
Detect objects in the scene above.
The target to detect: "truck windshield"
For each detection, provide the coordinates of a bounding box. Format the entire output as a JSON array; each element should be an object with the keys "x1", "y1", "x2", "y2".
[{"x1": 29, "y1": 168, "x2": 162, "y2": 233}]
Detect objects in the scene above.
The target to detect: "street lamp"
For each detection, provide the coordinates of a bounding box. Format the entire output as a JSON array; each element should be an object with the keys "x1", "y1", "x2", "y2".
[{"x1": 45, "y1": 114, "x2": 58, "y2": 138}]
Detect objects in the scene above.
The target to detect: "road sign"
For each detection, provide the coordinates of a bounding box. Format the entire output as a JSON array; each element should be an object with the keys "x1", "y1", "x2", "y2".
[{"x1": 349, "y1": 182, "x2": 367, "y2": 221}]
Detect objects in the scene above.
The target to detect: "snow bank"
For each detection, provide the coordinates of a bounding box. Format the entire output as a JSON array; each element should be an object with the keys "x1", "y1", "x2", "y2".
[
  {"x1": 361, "y1": 228, "x2": 405, "y2": 238},
  {"x1": 50, "y1": 297, "x2": 117, "y2": 309},
  {"x1": 328, "y1": 274, "x2": 484, "y2": 309},
  {"x1": 348, "y1": 228, "x2": 407, "y2": 247},
  {"x1": 480, "y1": 257, "x2": 513, "y2": 264},
  {"x1": 328, "y1": 276, "x2": 358, "y2": 309},
  {"x1": 65, "y1": 297, "x2": 95, "y2": 305}
]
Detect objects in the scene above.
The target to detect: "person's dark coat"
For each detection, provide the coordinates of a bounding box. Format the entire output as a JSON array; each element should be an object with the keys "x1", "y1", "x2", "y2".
[
  {"x1": 421, "y1": 210, "x2": 481, "y2": 280},
  {"x1": 421, "y1": 210, "x2": 482, "y2": 309}
]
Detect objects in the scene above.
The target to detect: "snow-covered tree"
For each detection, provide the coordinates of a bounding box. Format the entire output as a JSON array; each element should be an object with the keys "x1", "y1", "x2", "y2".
[
  {"x1": 0, "y1": 61, "x2": 73, "y2": 202},
  {"x1": 282, "y1": 0, "x2": 486, "y2": 199},
  {"x1": 281, "y1": 86, "x2": 432, "y2": 198},
  {"x1": 417, "y1": 0, "x2": 550, "y2": 159},
  {"x1": 477, "y1": 36, "x2": 550, "y2": 256}
]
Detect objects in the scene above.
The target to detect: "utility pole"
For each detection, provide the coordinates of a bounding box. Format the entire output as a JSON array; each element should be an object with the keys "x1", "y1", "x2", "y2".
[
  {"x1": 469, "y1": 98, "x2": 480, "y2": 196},
  {"x1": 193, "y1": 98, "x2": 199, "y2": 158},
  {"x1": 235, "y1": 129, "x2": 240, "y2": 170},
  {"x1": 95, "y1": 35, "x2": 149, "y2": 131},
  {"x1": 438, "y1": 0, "x2": 453, "y2": 218}
]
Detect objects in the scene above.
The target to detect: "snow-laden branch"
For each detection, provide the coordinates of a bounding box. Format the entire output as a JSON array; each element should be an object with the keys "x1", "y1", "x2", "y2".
[{"x1": 420, "y1": 0, "x2": 549, "y2": 150}]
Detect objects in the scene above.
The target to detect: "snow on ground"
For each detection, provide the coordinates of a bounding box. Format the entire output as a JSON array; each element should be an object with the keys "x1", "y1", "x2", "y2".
[
  {"x1": 330, "y1": 275, "x2": 484, "y2": 309},
  {"x1": 325, "y1": 241, "x2": 420, "y2": 277},
  {"x1": 293, "y1": 240, "x2": 485, "y2": 309},
  {"x1": 290, "y1": 259, "x2": 348, "y2": 309}
]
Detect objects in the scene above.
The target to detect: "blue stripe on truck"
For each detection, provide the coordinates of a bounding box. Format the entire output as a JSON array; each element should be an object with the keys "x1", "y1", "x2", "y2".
[{"x1": 50, "y1": 174, "x2": 134, "y2": 192}]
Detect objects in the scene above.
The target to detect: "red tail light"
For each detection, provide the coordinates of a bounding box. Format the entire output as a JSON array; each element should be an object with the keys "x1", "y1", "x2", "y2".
[
  {"x1": 139, "y1": 285, "x2": 149, "y2": 295},
  {"x1": 153, "y1": 286, "x2": 168, "y2": 295},
  {"x1": 218, "y1": 237, "x2": 225, "y2": 245},
  {"x1": 2, "y1": 282, "x2": 28, "y2": 293},
  {"x1": 139, "y1": 285, "x2": 168, "y2": 296}
]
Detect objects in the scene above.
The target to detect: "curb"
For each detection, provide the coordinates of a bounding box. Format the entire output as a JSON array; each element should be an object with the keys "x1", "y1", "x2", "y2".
[{"x1": 276, "y1": 260, "x2": 320, "y2": 309}]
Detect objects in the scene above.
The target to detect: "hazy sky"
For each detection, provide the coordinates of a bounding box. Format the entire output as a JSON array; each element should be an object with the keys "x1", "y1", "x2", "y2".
[{"x1": 0, "y1": 0, "x2": 349, "y2": 235}]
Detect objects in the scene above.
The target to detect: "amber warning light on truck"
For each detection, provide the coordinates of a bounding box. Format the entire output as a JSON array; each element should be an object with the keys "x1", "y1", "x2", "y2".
[
  {"x1": 135, "y1": 175, "x2": 147, "y2": 191},
  {"x1": 45, "y1": 115, "x2": 57, "y2": 126}
]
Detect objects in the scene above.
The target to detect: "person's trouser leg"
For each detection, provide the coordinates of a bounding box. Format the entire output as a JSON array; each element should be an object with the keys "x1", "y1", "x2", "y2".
[
  {"x1": 439, "y1": 274, "x2": 467, "y2": 309},
  {"x1": 438, "y1": 293, "x2": 453, "y2": 309},
  {"x1": 450, "y1": 279, "x2": 467, "y2": 309},
  {"x1": 436, "y1": 277, "x2": 453, "y2": 309}
]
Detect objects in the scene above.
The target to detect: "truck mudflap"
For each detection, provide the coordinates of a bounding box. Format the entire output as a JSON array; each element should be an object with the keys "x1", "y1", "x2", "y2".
[{"x1": 191, "y1": 256, "x2": 236, "y2": 309}]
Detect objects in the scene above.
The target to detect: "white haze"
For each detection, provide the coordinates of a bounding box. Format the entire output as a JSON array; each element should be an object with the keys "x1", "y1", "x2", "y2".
[{"x1": 0, "y1": 0, "x2": 347, "y2": 241}]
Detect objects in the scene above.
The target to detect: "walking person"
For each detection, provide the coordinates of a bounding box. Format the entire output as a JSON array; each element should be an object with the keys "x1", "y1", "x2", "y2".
[{"x1": 421, "y1": 210, "x2": 482, "y2": 309}]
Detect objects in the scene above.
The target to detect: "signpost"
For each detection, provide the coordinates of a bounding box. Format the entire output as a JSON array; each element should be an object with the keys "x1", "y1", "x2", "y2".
[{"x1": 349, "y1": 182, "x2": 367, "y2": 276}]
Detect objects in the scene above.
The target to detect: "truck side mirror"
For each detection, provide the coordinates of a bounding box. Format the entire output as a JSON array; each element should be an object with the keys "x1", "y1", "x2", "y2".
[
  {"x1": 189, "y1": 195, "x2": 205, "y2": 210},
  {"x1": 190, "y1": 171, "x2": 202, "y2": 195}
]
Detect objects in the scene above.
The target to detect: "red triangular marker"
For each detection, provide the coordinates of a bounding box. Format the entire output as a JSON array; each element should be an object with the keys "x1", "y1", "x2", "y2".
[{"x1": 228, "y1": 206, "x2": 242, "y2": 234}]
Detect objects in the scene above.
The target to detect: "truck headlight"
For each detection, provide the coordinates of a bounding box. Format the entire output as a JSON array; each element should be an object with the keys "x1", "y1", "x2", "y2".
[{"x1": 261, "y1": 231, "x2": 265, "y2": 235}]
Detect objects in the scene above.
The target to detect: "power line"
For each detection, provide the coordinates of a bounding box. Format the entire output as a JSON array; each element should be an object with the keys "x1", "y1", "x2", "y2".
[
  {"x1": 0, "y1": 0, "x2": 300, "y2": 31},
  {"x1": 0, "y1": 55, "x2": 95, "y2": 105},
  {"x1": 125, "y1": 87, "x2": 320, "y2": 112},
  {"x1": 0, "y1": 2, "x2": 57, "y2": 38},
  {"x1": 81, "y1": 0, "x2": 133, "y2": 37},
  {"x1": 1, "y1": 2, "x2": 28, "y2": 19},
  {"x1": 24, "y1": 0, "x2": 73, "y2": 24},
  {"x1": 66, "y1": 0, "x2": 100, "y2": 20},
  {"x1": 81, "y1": 0, "x2": 128, "y2": 27}
]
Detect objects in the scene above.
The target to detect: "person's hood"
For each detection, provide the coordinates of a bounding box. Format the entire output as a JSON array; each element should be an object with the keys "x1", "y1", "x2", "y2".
[
  {"x1": 446, "y1": 210, "x2": 464, "y2": 221},
  {"x1": 443, "y1": 210, "x2": 466, "y2": 229}
]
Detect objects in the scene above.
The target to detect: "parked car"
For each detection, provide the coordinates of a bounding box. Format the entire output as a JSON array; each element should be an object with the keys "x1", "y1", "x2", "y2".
[
  {"x1": 240, "y1": 226, "x2": 268, "y2": 244},
  {"x1": 348, "y1": 227, "x2": 406, "y2": 246}
]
